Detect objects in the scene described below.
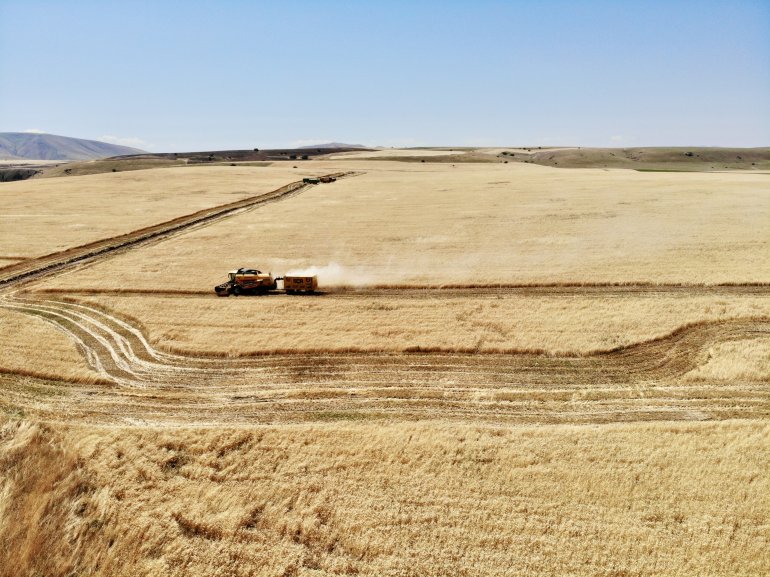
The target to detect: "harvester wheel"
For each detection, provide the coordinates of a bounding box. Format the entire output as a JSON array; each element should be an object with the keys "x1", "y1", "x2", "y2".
[{"x1": 232, "y1": 286, "x2": 241, "y2": 296}]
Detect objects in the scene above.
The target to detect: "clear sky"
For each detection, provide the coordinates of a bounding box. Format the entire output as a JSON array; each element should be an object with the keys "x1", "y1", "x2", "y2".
[{"x1": 1, "y1": 0, "x2": 768, "y2": 151}]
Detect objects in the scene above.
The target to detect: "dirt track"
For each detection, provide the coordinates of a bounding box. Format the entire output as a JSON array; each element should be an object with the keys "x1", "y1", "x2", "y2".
[
  {"x1": 2, "y1": 294, "x2": 768, "y2": 426},
  {"x1": 32, "y1": 284, "x2": 770, "y2": 299}
]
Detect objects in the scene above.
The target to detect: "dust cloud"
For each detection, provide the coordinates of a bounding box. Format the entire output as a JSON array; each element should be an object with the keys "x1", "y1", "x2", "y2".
[{"x1": 285, "y1": 262, "x2": 376, "y2": 287}]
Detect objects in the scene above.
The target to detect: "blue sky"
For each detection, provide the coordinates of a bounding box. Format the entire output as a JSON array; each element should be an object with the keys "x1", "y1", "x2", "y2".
[{"x1": 1, "y1": 0, "x2": 768, "y2": 151}]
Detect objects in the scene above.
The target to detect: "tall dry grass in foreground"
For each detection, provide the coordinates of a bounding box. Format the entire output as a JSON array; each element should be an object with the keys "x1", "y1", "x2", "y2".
[{"x1": 0, "y1": 418, "x2": 767, "y2": 577}]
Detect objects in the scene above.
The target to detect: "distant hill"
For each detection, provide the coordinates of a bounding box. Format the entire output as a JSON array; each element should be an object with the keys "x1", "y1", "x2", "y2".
[
  {"x1": 297, "y1": 142, "x2": 367, "y2": 150},
  {"x1": 498, "y1": 146, "x2": 770, "y2": 171},
  {"x1": 0, "y1": 132, "x2": 146, "y2": 160}
]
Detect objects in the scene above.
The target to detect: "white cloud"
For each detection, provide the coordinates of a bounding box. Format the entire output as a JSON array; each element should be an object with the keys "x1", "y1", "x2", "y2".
[
  {"x1": 610, "y1": 135, "x2": 624, "y2": 143},
  {"x1": 23, "y1": 128, "x2": 46, "y2": 134},
  {"x1": 97, "y1": 135, "x2": 151, "y2": 150}
]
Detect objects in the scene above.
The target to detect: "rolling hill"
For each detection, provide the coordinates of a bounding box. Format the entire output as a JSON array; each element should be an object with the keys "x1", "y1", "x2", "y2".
[
  {"x1": 298, "y1": 142, "x2": 367, "y2": 149},
  {"x1": 0, "y1": 132, "x2": 146, "y2": 160}
]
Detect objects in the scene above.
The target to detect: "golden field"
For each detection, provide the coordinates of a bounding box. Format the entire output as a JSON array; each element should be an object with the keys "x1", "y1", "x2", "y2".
[
  {"x1": 1, "y1": 419, "x2": 767, "y2": 577},
  {"x1": 41, "y1": 161, "x2": 770, "y2": 290},
  {"x1": 0, "y1": 308, "x2": 102, "y2": 384},
  {"x1": 65, "y1": 290, "x2": 770, "y2": 357},
  {"x1": 0, "y1": 165, "x2": 311, "y2": 259},
  {"x1": 1, "y1": 154, "x2": 769, "y2": 576}
]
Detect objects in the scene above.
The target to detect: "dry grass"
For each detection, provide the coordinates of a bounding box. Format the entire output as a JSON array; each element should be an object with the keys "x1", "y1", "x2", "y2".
[
  {"x1": 2, "y1": 295, "x2": 766, "y2": 428},
  {"x1": 38, "y1": 157, "x2": 188, "y2": 177},
  {"x1": 684, "y1": 337, "x2": 770, "y2": 382},
  {"x1": 327, "y1": 146, "x2": 770, "y2": 171},
  {"x1": 0, "y1": 308, "x2": 101, "y2": 385},
  {"x1": 1, "y1": 418, "x2": 767, "y2": 577},
  {"x1": 2, "y1": 159, "x2": 769, "y2": 576},
  {"x1": 0, "y1": 258, "x2": 23, "y2": 269},
  {"x1": 41, "y1": 161, "x2": 770, "y2": 291},
  {"x1": 0, "y1": 165, "x2": 314, "y2": 258},
  {"x1": 516, "y1": 146, "x2": 770, "y2": 171},
  {"x1": 70, "y1": 292, "x2": 770, "y2": 357}
]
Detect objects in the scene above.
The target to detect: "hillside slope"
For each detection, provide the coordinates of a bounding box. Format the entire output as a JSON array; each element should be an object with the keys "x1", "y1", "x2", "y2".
[
  {"x1": 500, "y1": 146, "x2": 770, "y2": 171},
  {"x1": 0, "y1": 133, "x2": 145, "y2": 160}
]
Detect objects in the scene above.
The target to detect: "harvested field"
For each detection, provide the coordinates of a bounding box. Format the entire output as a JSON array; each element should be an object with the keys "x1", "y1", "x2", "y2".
[
  {"x1": 1, "y1": 158, "x2": 768, "y2": 576},
  {"x1": 1, "y1": 292, "x2": 768, "y2": 427},
  {"x1": 54, "y1": 288, "x2": 770, "y2": 356}
]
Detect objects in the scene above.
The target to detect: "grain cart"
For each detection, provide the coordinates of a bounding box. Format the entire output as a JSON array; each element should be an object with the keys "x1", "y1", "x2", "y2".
[{"x1": 283, "y1": 275, "x2": 318, "y2": 294}]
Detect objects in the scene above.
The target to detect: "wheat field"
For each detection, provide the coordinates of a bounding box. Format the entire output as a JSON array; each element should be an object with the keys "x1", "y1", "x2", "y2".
[
  {"x1": 0, "y1": 165, "x2": 312, "y2": 259},
  {"x1": 53, "y1": 290, "x2": 770, "y2": 358},
  {"x1": 1, "y1": 157, "x2": 769, "y2": 576},
  {"x1": 41, "y1": 161, "x2": 770, "y2": 291},
  {"x1": 1, "y1": 419, "x2": 767, "y2": 577}
]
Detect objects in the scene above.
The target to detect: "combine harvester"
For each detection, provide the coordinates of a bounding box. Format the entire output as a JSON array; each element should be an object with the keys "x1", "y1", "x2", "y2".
[
  {"x1": 302, "y1": 176, "x2": 336, "y2": 184},
  {"x1": 215, "y1": 268, "x2": 317, "y2": 296}
]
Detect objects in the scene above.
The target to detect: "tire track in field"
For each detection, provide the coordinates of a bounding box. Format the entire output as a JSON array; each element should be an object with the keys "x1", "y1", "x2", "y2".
[
  {"x1": 0, "y1": 167, "x2": 766, "y2": 425},
  {"x1": 2, "y1": 294, "x2": 768, "y2": 426},
  {"x1": 31, "y1": 283, "x2": 770, "y2": 299}
]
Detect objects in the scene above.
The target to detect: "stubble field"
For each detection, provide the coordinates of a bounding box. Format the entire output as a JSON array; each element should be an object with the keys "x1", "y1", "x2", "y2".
[{"x1": 1, "y1": 151, "x2": 768, "y2": 576}]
